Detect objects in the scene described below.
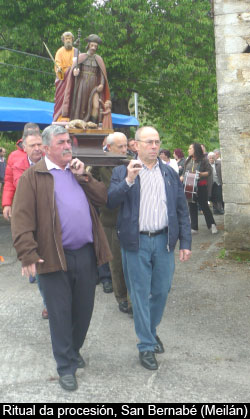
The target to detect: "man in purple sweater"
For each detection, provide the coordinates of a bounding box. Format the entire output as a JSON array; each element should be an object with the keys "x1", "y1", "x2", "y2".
[{"x1": 11, "y1": 125, "x2": 111, "y2": 392}]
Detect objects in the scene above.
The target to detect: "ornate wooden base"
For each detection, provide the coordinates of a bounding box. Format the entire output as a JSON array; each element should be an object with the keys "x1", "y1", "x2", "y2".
[
  {"x1": 69, "y1": 129, "x2": 129, "y2": 167},
  {"x1": 72, "y1": 147, "x2": 129, "y2": 167},
  {"x1": 52, "y1": 122, "x2": 129, "y2": 166}
]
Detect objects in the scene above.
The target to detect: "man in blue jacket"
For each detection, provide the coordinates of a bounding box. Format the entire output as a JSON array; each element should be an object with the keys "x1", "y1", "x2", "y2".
[{"x1": 107, "y1": 126, "x2": 192, "y2": 371}]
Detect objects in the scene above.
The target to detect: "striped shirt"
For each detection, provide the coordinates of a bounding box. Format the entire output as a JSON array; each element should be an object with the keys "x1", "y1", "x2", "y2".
[{"x1": 138, "y1": 159, "x2": 168, "y2": 232}]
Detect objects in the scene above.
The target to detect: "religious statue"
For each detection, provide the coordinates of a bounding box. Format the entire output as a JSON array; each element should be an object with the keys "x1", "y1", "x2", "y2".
[
  {"x1": 53, "y1": 34, "x2": 112, "y2": 129},
  {"x1": 54, "y1": 31, "x2": 77, "y2": 80},
  {"x1": 99, "y1": 99, "x2": 113, "y2": 130},
  {"x1": 52, "y1": 31, "x2": 78, "y2": 121}
]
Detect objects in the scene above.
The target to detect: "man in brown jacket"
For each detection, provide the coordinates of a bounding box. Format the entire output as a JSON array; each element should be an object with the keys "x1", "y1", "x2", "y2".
[{"x1": 11, "y1": 124, "x2": 112, "y2": 392}]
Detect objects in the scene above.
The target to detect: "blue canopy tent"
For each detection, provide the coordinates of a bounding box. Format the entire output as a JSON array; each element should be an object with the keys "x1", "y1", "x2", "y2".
[{"x1": 0, "y1": 97, "x2": 139, "y2": 131}]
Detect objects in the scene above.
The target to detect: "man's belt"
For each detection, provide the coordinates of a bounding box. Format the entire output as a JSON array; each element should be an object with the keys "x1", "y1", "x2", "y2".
[{"x1": 140, "y1": 227, "x2": 168, "y2": 237}]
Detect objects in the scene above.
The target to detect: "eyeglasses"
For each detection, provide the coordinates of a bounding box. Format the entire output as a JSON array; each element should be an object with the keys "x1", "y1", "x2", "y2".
[{"x1": 137, "y1": 139, "x2": 161, "y2": 146}]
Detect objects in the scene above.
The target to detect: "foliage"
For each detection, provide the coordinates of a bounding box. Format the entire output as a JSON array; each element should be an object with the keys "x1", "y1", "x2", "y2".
[
  {"x1": 218, "y1": 248, "x2": 250, "y2": 263},
  {"x1": 87, "y1": 0, "x2": 217, "y2": 147},
  {"x1": 0, "y1": 0, "x2": 92, "y2": 101},
  {"x1": 0, "y1": 0, "x2": 218, "y2": 150},
  {"x1": 228, "y1": 251, "x2": 250, "y2": 263},
  {"x1": 218, "y1": 248, "x2": 226, "y2": 260},
  {"x1": 0, "y1": 134, "x2": 17, "y2": 159}
]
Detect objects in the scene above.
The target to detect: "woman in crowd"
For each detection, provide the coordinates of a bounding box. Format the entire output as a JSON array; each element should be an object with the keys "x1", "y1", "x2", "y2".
[
  {"x1": 182, "y1": 142, "x2": 217, "y2": 234},
  {"x1": 173, "y1": 148, "x2": 186, "y2": 177},
  {"x1": 159, "y1": 149, "x2": 179, "y2": 173}
]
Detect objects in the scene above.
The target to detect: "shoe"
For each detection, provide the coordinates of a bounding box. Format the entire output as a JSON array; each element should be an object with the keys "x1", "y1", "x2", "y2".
[
  {"x1": 29, "y1": 275, "x2": 37, "y2": 283},
  {"x1": 59, "y1": 374, "x2": 78, "y2": 391},
  {"x1": 77, "y1": 354, "x2": 86, "y2": 369},
  {"x1": 119, "y1": 301, "x2": 128, "y2": 313},
  {"x1": 127, "y1": 306, "x2": 133, "y2": 318},
  {"x1": 191, "y1": 229, "x2": 198, "y2": 234},
  {"x1": 42, "y1": 308, "x2": 48, "y2": 319},
  {"x1": 139, "y1": 351, "x2": 158, "y2": 370},
  {"x1": 213, "y1": 208, "x2": 224, "y2": 215},
  {"x1": 102, "y1": 280, "x2": 113, "y2": 293},
  {"x1": 154, "y1": 335, "x2": 164, "y2": 354},
  {"x1": 211, "y1": 224, "x2": 218, "y2": 234}
]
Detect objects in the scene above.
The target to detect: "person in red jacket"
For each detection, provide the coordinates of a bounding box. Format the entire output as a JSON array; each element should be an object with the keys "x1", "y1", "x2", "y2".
[
  {"x1": 2, "y1": 124, "x2": 48, "y2": 318},
  {"x1": 2, "y1": 140, "x2": 25, "y2": 218},
  {"x1": 2, "y1": 123, "x2": 40, "y2": 220}
]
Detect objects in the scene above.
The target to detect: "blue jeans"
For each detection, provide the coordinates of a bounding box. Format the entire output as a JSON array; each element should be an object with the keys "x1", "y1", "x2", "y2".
[{"x1": 121, "y1": 233, "x2": 175, "y2": 352}]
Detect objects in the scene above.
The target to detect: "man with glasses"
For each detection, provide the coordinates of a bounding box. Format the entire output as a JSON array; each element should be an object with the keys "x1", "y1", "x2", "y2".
[
  {"x1": 108, "y1": 126, "x2": 192, "y2": 371},
  {"x1": 11, "y1": 125, "x2": 112, "y2": 391}
]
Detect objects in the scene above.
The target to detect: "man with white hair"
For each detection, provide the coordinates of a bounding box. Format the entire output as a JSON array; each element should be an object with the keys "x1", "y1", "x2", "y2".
[
  {"x1": 11, "y1": 124, "x2": 112, "y2": 391},
  {"x1": 92, "y1": 132, "x2": 131, "y2": 314},
  {"x1": 213, "y1": 149, "x2": 221, "y2": 161}
]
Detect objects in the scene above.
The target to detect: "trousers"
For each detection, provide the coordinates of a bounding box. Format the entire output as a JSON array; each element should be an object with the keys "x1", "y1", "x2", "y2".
[
  {"x1": 104, "y1": 225, "x2": 129, "y2": 304},
  {"x1": 121, "y1": 232, "x2": 175, "y2": 352},
  {"x1": 189, "y1": 184, "x2": 215, "y2": 230},
  {"x1": 38, "y1": 243, "x2": 97, "y2": 376}
]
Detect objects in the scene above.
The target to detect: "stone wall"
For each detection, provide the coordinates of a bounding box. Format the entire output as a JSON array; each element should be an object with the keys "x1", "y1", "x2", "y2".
[{"x1": 214, "y1": 0, "x2": 250, "y2": 249}]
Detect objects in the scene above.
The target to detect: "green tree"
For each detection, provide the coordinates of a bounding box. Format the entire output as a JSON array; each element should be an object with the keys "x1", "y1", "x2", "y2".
[
  {"x1": 87, "y1": 0, "x2": 217, "y2": 145},
  {"x1": 0, "y1": 0, "x2": 217, "y2": 148},
  {"x1": 0, "y1": 0, "x2": 92, "y2": 100}
]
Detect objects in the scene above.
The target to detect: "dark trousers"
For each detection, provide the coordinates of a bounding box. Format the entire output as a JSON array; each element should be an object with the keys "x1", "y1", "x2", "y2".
[
  {"x1": 189, "y1": 185, "x2": 215, "y2": 231},
  {"x1": 211, "y1": 183, "x2": 224, "y2": 211},
  {"x1": 104, "y1": 225, "x2": 128, "y2": 304},
  {"x1": 38, "y1": 243, "x2": 97, "y2": 376},
  {"x1": 98, "y1": 262, "x2": 112, "y2": 283}
]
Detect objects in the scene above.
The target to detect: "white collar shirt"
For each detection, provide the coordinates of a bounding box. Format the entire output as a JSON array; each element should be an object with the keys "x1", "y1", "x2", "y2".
[
  {"x1": 45, "y1": 155, "x2": 70, "y2": 171},
  {"x1": 138, "y1": 158, "x2": 168, "y2": 232}
]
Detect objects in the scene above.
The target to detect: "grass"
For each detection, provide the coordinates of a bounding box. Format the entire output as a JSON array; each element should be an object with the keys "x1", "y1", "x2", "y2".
[
  {"x1": 218, "y1": 248, "x2": 250, "y2": 263},
  {"x1": 218, "y1": 248, "x2": 226, "y2": 259}
]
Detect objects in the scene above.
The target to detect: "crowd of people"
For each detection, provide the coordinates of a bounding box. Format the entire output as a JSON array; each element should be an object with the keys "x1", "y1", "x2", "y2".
[
  {"x1": 160, "y1": 143, "x2": 223, "y2": 234},
  {"x1": 0, "y1": 122, "x2": 223, "y2": 392},
  {"x1": 0, "y1": 26, "x2": 223, "y2": 394},
  {"x1": 0, "y1": 28, "x2": 225, "y2": 394}
]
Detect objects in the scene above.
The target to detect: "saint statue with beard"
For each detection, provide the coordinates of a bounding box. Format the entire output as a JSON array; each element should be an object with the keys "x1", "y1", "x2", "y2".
[{"x1": 53, "y1": 34, "x2": 111, "y2": 128}]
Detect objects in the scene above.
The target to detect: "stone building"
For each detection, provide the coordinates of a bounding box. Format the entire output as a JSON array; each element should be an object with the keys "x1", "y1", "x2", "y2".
[{"x1": 214, "y1": 0, "x2": 250, "y2": 250}]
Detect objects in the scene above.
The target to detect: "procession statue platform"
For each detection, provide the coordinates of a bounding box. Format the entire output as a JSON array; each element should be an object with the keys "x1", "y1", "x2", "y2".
[{"x1": 52, "y1": 121, "x2": 129, "y2": 167}]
